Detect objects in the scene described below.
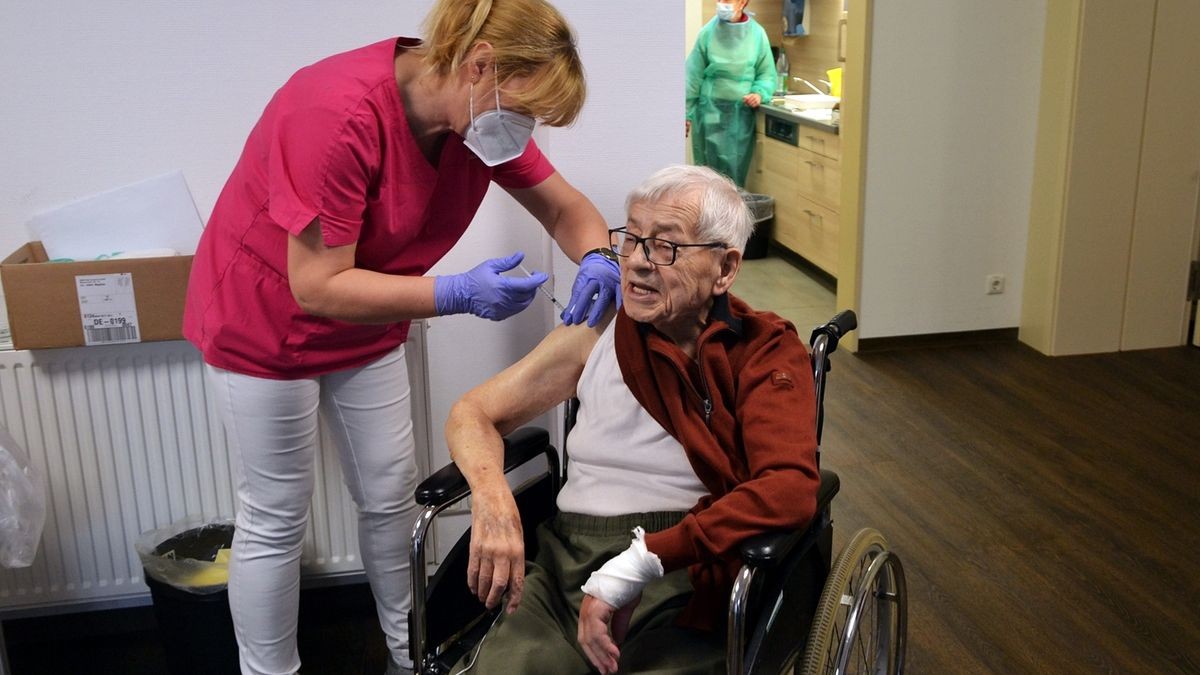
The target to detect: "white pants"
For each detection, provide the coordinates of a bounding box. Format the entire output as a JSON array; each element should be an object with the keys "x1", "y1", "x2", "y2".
[{"x1": 206, "y1": 347, "x2": 420, "y2": 675}]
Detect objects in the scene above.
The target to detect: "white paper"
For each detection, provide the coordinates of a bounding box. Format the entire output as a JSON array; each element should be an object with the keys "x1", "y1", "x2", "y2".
[
  {"x1": 28, "y1": 170, "x2": 202, "y2": 261},
  {"x1": 75, "y1": 274, "x2": 141, "y2": 346}
]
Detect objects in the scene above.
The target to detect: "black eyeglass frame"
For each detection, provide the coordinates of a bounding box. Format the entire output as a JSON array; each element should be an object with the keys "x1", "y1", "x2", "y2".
[{"x1": 608, "y1": 227, "x2": 728, "y2": 266}]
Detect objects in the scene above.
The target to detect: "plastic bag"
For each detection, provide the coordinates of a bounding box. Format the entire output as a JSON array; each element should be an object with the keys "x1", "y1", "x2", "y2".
[
  {"x1": 0, "y1": 428, "x2": 46, "y2": 568},
  {"x1": 740, "y1": 191, "x2": 775, "y2": 222},
  {"x1": 136, "y1": 515, "x2": 235, "y2": 594}
]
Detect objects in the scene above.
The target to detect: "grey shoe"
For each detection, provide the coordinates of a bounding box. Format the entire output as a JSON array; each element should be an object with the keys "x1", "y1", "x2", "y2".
[{"x1": 384, "y1": 657, "x2": 415, "y2": 675}]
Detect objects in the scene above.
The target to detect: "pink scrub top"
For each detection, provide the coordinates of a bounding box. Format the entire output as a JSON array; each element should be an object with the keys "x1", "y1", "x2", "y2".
[{"x1": 183, "y1": 38, "x2": 555, "y2": 379}]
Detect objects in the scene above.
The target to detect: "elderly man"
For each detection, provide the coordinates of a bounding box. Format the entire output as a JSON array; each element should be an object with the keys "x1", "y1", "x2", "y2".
[{"x1": 446, "y1": 165, "x2": 820, "y2": 674}]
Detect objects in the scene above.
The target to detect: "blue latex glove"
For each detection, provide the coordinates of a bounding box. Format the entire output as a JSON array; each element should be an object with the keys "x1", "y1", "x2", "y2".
[
  {"x1": 434, "y1": 252, "x2": 549, "y2": 321},
  {"x1": 562, "y1": 251, "x2": 621, "y2": 327}
]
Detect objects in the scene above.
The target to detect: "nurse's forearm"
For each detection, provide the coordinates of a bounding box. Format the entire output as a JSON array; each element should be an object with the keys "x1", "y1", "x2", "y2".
[
  {"x1": 551, "y1": 195, "x2": 610, "y2": 263},
  {"x1": 509, "y1": 174, "x2": 609, "y2": 263},
  {"x1": 295, "y1": 268, "x2": 439, "y2": 324},
  {"x1": 287, "y1": 218, "x2": 439, "y2": 323}
]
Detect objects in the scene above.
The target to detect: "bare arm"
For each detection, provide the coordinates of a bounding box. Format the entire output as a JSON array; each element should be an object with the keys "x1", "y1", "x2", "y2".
[
  {"x1": 446, "y1": 313, "x2": 610, "y2": 612},
  {"x1": 505, "y1": 171, "x2": 609, "y2": 264},
  {"x1": 286, "y1": 217, "x2": 438, "y2": 323}
]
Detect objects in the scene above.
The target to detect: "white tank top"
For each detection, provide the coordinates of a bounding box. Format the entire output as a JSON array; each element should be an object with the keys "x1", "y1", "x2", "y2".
[{"x1": 555, "y1": 320, "x2": 709, "y2": 516}]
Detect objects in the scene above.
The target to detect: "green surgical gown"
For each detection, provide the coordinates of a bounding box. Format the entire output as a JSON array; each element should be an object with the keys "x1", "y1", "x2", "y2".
[{"x1": 686, "y1": 15, "x2": 777, "y2": 187}]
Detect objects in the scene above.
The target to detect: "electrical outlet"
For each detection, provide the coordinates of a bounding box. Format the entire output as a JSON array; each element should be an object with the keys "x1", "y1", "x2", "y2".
[{"x1": 986, "y1": 274, "x2": 1006, "y2": 295}]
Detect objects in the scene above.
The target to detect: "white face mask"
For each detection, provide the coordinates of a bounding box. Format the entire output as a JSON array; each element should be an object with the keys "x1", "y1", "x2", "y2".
[
  {"x1": 463, "y1": 65, "x2": 536, "y2": 167},
  {"x1": 716, "y1": 2, "x2": 735, "y2": 21}
]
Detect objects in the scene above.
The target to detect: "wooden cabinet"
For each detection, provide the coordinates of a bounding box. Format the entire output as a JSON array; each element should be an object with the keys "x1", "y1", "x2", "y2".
[
  {"x1": 775, "y1": 193, "x2": 840, "y2": 274},
  {"x1": 798, "y1": 128, "x2": 841, "y2": 162},
  {"x1": 747, "y1": 114, "x2": 841, "y2": 277}
]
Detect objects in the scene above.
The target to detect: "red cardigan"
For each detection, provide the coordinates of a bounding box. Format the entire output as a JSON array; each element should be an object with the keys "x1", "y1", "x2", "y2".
[{"x1": 614, "y1": 293, "x2": 820, "y2": 630}]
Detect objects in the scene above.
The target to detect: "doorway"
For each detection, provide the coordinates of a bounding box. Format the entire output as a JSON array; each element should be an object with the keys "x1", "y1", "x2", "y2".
[{"x1": 684, "y1": 0, "x2": 870, "y2": 343}]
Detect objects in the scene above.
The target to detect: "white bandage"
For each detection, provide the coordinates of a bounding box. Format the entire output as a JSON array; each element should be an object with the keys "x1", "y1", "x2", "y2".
[{"x1": 580, "y1": 526, "x2": 665, "y2": 608}]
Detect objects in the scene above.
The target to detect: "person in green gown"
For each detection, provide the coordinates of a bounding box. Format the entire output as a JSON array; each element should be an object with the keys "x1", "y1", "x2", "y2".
[{"x1": 685, "y1": 0, "x2": 777, "y2": 187}]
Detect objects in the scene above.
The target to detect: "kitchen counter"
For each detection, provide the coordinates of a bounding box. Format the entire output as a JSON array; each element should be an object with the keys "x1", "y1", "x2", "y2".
[{"x1": 760, "y1": 101, "x2": 840, "y2": 135}]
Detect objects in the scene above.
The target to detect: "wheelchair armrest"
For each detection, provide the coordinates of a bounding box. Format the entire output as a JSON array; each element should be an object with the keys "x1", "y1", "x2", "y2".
[
  {"x1": 739, "y1": 530, "x2": 802, "y2": 568},
  {"x1": 414, "y1": 427, "x2": 552, "y2": 507},
  {"x1": 739, "y1": 469, "x2": 840, "y2": 567}
]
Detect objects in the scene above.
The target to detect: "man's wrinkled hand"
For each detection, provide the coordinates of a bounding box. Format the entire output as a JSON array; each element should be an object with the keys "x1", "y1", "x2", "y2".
[{"x1": 466, "y1": 496, "x2": 525, "y2": 614}]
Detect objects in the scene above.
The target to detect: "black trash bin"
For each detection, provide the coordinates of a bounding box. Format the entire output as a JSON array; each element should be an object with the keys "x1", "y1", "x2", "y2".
[
  {"x1": 142, "y1": 522, "x2": 239, "y2": 675},
  {"x1": 741, "y1": 192, "x2": 774, "y2": 260}
]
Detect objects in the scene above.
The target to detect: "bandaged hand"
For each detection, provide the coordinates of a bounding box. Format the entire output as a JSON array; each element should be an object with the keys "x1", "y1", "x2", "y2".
[
  {"x1": 562, "y1": 250, "x2": 620, "y2": 327},
  {"x1": 581, "y1": 527, "x2": 663, "y2": 608},
  {"x1": 435, "y1": 252, "x2": 549, "y2": 321},
  {"x1": 577, "y1": 527, "x2": 664, "y2": 674}
]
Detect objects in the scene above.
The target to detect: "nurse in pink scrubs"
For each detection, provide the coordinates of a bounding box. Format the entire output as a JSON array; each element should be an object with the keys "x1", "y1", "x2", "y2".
[{"x1": 182, "y1": 1, "x2": 616, "y2": 673}]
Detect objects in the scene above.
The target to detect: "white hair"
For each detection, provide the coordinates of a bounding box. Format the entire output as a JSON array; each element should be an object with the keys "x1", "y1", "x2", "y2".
[{"x1": 624, "y1": 165, "x2": 754, "y2": 251}]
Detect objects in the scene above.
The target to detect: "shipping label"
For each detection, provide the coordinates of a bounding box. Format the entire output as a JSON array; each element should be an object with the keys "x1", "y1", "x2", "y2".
[{"x1": 75, "y1": 273, "x2": 141, "y2": 346}]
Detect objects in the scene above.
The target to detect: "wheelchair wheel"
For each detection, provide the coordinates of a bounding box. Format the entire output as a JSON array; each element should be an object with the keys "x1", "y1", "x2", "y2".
[{"x1": 799, "y1": 528, "x2": 907, "y2": 675}]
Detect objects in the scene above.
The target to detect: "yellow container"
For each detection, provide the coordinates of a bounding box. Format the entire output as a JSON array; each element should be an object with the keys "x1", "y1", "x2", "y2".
[{"x1": 826, "y1": 67, "x2": 843, "y2": 98}]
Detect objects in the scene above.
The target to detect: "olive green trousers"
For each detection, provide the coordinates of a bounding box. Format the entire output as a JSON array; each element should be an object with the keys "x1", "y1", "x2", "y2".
[{"x1": 453, "y1": 511, "x2": 725, "y2": 675}]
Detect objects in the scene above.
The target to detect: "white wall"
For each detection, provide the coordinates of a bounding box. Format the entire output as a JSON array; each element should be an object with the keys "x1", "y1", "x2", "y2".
[
  {"x1": 429, "y1": 2, "x2": 685, "y2": 466},
  {"x1": 1, "y1": 0, "x2": 1055, "y2": 380},
  {"x1": 0, "y1": 1, "x2": 683, "y2": 467},
  {"x1": 857, "y1": 1, "x2": 1046, "y2": 339}
]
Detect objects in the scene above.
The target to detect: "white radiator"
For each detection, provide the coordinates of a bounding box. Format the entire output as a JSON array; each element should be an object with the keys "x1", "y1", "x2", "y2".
[{"x1": 0, "y1": 324, "x2": 431, "y2": 614}]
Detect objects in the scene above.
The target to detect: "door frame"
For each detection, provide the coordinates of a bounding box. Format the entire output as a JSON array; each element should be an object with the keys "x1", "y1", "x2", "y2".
[{"x1": 834, "y1": 0, "x2": 872, "y2": 352}]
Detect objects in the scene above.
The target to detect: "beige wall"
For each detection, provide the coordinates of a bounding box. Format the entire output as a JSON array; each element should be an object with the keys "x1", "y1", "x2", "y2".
[
  {"x1": 780, "y1": 0, "x2": 844, "y2": 94},
  {"x1": 1120, "y1": 0, "x2": 1200, "y2": 350},
  {"x1": 1021, "y1": 0, "x2": 1200, "y2": 354}
]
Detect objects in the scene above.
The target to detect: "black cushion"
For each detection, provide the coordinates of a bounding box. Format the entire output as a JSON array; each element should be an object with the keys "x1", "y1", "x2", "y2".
[{"x1": 414, "y1": 427, "x2": 551, "y2": 507}]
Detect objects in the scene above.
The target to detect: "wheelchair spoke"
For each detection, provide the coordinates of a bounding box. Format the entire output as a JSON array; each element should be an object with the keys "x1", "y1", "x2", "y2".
[
  {"x1": 800, "y1": 529, "x2": 906, "y2": 675},
  {"x1": 854, "y1": 600, "x2": 872, "y2": 672}
]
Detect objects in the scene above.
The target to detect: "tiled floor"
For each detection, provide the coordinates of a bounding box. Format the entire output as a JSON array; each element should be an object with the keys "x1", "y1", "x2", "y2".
[{"x1": 732, "y1": 252, "x2": 837, "y2": 332}]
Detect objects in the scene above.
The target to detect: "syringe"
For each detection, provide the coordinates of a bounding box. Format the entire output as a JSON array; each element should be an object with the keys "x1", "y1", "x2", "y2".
[{"x1": 517, "y1": 263, "x2": 565, "y2": 311}]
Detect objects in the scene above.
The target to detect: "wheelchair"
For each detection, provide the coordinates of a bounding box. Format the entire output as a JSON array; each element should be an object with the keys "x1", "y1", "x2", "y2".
[{"x1": 408, "y1": 310, "x2": 907, "y2": 674}]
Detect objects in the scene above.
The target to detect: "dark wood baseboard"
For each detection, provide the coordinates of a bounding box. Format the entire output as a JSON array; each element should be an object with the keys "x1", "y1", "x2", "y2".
[{"x1": 856, "y1": 327, "x2": 1019, "y2": 353}]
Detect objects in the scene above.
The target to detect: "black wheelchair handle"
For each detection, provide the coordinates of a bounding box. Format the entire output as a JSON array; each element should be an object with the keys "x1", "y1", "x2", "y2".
[
  {"x1": 414, "y1": 427, "x2": 551, "y2": 507},
  {"x1": 810, "y1": 309, "x2": 857, "y2": 355},
  {"x1": 829, "y1": 309, "x2": 858, "y2": 335}
]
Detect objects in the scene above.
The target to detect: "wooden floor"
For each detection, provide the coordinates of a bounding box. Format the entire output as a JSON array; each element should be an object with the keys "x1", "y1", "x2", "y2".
[{"x1": 820, "y1": 341, "x2": 1200, "y2": 674}]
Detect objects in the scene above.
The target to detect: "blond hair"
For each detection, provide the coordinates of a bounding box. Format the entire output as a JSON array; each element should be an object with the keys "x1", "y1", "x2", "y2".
[{"x1": 422, "y1": 0, "x2": 585, "y2": 127}]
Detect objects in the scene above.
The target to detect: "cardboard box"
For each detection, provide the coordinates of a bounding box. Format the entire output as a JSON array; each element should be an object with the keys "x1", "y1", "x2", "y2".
[{"x1": 0, "y1": 242, "x2": 192, "y2": 350}]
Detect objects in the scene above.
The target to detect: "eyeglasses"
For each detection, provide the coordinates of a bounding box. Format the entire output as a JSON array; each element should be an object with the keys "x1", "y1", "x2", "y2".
[{"x1": 608, "y1": 228, "x2": 728, "y2": 266}]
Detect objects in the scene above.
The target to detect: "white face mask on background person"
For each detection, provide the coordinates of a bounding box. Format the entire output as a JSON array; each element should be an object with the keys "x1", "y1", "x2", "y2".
[
  {"x1": 715, "y1": 2, "x2": 735, "y2": 22},
  {"x1": 463, "y1": 65, "x2": 536, "y2": 167}
]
